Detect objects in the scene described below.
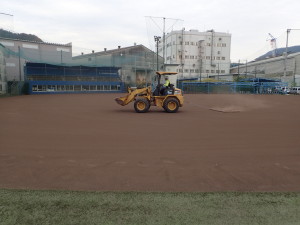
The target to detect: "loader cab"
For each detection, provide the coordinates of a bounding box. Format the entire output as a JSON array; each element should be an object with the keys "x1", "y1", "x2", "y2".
[{"x1": 152, "y1": 72, "x2": 177, "y2": 96}]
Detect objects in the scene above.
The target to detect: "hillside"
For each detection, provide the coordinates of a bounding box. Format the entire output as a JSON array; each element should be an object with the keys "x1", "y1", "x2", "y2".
[
  {"x1": 0, "y1": 29, "x2": 43, "y2": 42},
  {"x1": 255, "y1": 45, "x2": 300, "y2": 61}
]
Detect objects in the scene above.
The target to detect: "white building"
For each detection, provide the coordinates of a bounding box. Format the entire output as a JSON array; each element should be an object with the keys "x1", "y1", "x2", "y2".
[{"x1": 159, "y1": 29, "x2": 231, "y2": 80}]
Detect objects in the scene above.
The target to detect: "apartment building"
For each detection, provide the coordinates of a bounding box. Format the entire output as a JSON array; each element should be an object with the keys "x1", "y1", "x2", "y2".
[{"x1": 159, "y1": 29, "x2": 231, "y2": 79}]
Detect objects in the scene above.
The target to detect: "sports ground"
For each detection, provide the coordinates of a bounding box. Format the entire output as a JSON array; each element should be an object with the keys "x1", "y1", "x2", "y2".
[{"x1": 0, "y1": 93, "x2": 299, "y2": 192}]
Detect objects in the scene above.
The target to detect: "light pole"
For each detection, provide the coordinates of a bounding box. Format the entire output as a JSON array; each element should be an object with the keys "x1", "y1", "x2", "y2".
[
  {"x1": 283, "y1": 28, "x2": 300, "y2": 81},
  {"x1": 198, "y1": 40, "x2": 204, "y2": 82},
  {"x1": 154, "y1": 36, "x2": 161, "y2": 71},
  {"x1": 283, "y1": 29, "x2": 291, "y2": 81}
]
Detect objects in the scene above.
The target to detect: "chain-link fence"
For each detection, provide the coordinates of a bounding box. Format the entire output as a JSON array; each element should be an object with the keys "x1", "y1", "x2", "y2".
[{"x1": 178, "y1": 81, "x2": 288, "y2": 94}]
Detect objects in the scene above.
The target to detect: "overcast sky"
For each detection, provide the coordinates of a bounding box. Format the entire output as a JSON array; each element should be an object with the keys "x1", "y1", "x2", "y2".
[{"x1": 1, "y1": 0, "x2": 300, "y2": 62}]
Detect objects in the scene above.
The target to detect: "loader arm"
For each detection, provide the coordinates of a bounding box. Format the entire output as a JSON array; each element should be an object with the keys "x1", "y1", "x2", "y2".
[{"x1": 115, "y1": 87, "x2": 152, "y2": 106}]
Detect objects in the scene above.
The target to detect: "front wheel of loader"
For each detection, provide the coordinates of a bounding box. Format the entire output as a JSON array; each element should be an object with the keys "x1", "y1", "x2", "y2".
[
  {"x1": 163, "y1": 97, "x2": 179, "y2": 113},
  {"x1": 134, "y1": 98, "x2": 150, "y2": 113}
]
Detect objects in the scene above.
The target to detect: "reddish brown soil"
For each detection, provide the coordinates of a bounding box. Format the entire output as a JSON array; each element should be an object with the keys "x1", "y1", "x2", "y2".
[{"x1": 0, "y1": 93, "x2": 300, "y2": 192}]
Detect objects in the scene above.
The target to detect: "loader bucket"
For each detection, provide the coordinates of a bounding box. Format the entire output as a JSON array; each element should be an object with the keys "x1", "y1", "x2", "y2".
[
  {"x1": 115, "y1": 97, "x2": 127, "y2": 106},
  {"x1": 115, "y1": 87, "x2": 151, "y2": 106}
]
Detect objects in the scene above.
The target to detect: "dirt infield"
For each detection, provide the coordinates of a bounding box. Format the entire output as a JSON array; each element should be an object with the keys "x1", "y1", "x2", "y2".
[{"x1": 0, "y1": 93, "x2": 300, "y2": 192}]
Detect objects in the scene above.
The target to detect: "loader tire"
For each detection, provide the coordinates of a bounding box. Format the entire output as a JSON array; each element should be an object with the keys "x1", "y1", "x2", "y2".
[
  {"x1": 163, "y1": 97, "x2": 179, "y2": 113},
  {"x1": 134, "y1": 98, "x2": 150, "y2": 113}
]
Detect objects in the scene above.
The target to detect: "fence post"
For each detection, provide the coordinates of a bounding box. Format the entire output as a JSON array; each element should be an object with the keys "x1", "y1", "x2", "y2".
[{"x1": 208, "y1": 83, "x2": 210, "y2": 94}]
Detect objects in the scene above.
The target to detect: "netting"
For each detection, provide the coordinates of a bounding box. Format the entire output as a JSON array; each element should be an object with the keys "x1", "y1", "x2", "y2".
[
  {"x1": 179, "y1": 80, "x2": 288, "y2": 94},
  {"x1": 0, "y1": 41, "x2": 165, "y2": 95}
]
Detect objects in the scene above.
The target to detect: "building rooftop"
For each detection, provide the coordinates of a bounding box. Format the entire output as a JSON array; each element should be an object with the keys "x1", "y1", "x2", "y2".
[{"x1": 0, "y1": 36, "x2": 72, "y2": 47}]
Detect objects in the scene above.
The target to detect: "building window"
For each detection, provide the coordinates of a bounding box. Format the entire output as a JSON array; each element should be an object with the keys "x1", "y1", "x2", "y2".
[
  {"x1": 222, "y1": 43, "x2": 226, "y2": 47},
  {"x1": 185, "y1": 42, "x2": 189, "y2": 45},
  {"x1": 206, "y1": 56, "x2": 211, "y2": 60},
  {"x1": 23, "y1": 44, "x2": 38, "y2": 49},
  {"x1": 206, "y1": 70, "x2": 210, "y2": 73},
  {"x1": 190, "y1": 69, "x2": 194, "y2": 73},
  {"x1": 185, "y1": 55, "x2": 189, "y2": 59},
  {"x1": 6, "y1": 63, "x2": 16, "y2": 67},
  {"x1": 74, "y1": 85, "x2": 81, "y2": 91},
  {"x1": 195, "y1": 69, "x2": 199, "y2": 73},
  {"x1": 66, "y1": 85, "x2": 74, "y2": 91},
  {"x1": 211, "y1": 70, "x2": 215, "y2": 73},
  {"x1": 216, "y1": 57, "x2": 220, "y2": 60},
  {"x1": 206, "y1": 43, "x2": 211, "y2": 46},
  {"x1": 221, "y1": 70, "x2": 225, "y2": 73},
  {"x1": 222, "y1": 57, "x2": 226, "y2": 60},
  {"x1": 57, "y1": 47, "x2": 70, "y2": 52},
  {"x1": 47, "y1": 85, "x2": 56, "y2": 92},
  {"x1": 190, "y1": 56, "x2": 194, "y2": 59},
  {"x1": 57, "y1": 85, "x2": 65, "y2": 91},
  {"x1": 184, "y1": 69, "x2": 189, "y2": 73},
  {"x1": 190, "y1": 42, "x2": 194, "y2": 45},
  {"x1": 82, "y1": 85, "x2": 89, "y2": 91},
  {"x1": 90, "y1": 85, "x2": 96, "y2": 91},
  {"x1": 111, "y1": 85, "x2": 118, "y2": 91}
]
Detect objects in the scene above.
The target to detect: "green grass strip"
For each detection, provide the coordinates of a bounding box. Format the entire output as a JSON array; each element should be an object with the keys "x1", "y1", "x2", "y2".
[{"x1": 0, "y1": 189, "x2": 299, "y2": 225}]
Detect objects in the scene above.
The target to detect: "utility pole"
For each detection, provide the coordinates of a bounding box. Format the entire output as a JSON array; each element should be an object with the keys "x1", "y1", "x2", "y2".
[
  {"x1": 245, "y1": 60, "x2": 248, "y2": 78},
  {"x1": 18, "y1": 46, "x2": 21, "y2": 81},
  {"x1": 146, "y1": 16, "x2": 183, "y2": 66},
  {"x1": 283, "y1": 29, "x2": 290, "y2": 81},
  {"x1": 154, "y1": 36, "x2": 161, "y2": 87},
  {"x1": 198, "y1": 40, "x2": 204, "y2": 82},
  {"x1": 218, "y1": 63, "x2": 220, "y2": 80},
  {"x1": 154, "y1": 36, "x2": 161, "y2": 71},
  {"x1": 283, "y1": 28, "x2": 300, "y2": 81},
  {"x1": 237, "y1": 60, "x2": 240, "y2": 77},
  {"x1": 163, "y1": 17, "x2": 166, "y2": 62}
]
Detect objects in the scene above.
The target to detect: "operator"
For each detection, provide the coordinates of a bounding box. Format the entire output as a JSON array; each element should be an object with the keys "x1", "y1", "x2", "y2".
[{"x1": 160, "y1": 76, "x2": 170, "y2": 95}]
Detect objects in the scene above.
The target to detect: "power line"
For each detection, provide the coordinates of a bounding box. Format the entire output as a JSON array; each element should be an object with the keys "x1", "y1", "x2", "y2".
[{"x1": 0, "y1": 12, "x2": 13, "y2": 17}]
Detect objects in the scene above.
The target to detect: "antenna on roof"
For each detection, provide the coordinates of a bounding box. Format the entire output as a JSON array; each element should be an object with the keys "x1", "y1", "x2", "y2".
[{"x1": 145, "y1": 16, "x2": 184, "y2": 59}]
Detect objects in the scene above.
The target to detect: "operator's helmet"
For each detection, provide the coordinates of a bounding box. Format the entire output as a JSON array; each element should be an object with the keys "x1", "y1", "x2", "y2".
[{"x1": 165, "y1": 76, "x2": 169, "y2": 79}]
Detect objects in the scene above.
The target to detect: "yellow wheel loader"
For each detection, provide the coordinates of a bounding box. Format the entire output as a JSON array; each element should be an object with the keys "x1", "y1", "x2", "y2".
[{"x1": 115, "y1": 72, "x2": 184, "y2": 113}]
